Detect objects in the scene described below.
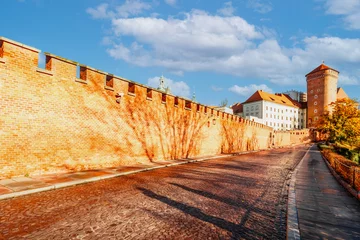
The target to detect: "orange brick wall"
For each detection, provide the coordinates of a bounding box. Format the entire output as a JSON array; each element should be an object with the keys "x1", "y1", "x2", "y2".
[{"x1": 0, "y1": 37, "x2": 312, "y2": 179}]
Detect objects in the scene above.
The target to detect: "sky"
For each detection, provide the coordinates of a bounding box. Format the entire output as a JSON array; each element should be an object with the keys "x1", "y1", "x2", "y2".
[{"x1": 1, "y1": 0, "x2": 360, "y2": 106}]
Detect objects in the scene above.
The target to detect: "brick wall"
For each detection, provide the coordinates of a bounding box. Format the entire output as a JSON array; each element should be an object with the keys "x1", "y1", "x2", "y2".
[{"x1": 0, "y1": 37, "x2": 312, "y2": 179}]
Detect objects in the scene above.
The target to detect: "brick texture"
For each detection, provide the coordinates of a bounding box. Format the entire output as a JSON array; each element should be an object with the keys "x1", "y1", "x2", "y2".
[{"x1": 0, "y1": 38, "x2": 312, "y2": 179}]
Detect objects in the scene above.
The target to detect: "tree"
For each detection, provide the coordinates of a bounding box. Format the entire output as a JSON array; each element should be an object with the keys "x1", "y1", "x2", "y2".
[
  {"x1": 317, "y1": 98, "x2": 360, "y2": 146},
  {"x1": 219, "y1": 98, "x2": 228, "y2": 107}
]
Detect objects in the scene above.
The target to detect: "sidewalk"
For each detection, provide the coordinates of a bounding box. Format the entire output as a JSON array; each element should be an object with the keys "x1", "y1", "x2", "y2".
[
  {"x1": 294, "y1": 145, "x2": 360, "y2": 239},
  {"x1": 0, "y1": 154, "x2": 234, "y2": 201}
]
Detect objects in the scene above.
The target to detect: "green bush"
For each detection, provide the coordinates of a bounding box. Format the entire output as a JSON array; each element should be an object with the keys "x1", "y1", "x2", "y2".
[{"x1": 334, "y1": 144, "x2": 360, "y2": 164}]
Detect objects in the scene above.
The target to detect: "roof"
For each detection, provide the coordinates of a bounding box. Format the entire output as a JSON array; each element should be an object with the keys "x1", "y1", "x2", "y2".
[
  {"x1": 231, "y1": 103, "x2": 243, "y2": 113},
  {"x1": 337, "y1": 87, "x2": 349, "y2": 100},
  {"x1": 283, "y1": 94, "x2": 307, "y2": 109},
  {"x1": 306, "y1": 63, "x2": 339, "y2": 77},
  {"x1": 242, "y1": 90, "x2": 300, "y2": 108}
]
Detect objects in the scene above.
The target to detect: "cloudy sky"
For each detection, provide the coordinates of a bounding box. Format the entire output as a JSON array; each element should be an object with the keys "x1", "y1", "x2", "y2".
[{"x1": 2, "y1": 0, "x2": 360, "y2": 106}]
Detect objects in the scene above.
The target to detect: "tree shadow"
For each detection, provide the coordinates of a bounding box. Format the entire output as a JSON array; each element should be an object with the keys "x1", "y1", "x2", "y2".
[{"x1": 138, "y1": 187, "x2": 270, "y2": 239}]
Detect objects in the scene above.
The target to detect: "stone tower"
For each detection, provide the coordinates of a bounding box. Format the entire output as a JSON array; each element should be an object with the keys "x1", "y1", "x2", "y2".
[{"x1": 306, "y1": 62, "x2": 339, "y2": 128}]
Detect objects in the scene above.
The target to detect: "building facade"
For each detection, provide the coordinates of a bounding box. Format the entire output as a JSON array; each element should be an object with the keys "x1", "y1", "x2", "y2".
[
  {"x1": 306, "y1": 63, "x2": 339, "y2": 128},
  {"x1": 242, "y1": 91, "x2": 307, "y2": 131}
]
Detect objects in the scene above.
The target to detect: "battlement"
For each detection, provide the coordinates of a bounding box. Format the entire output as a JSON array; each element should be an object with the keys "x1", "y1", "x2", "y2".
[
  {"x1": 0, "y1": 36, "x2": 271, "y2": 130},
  {"x1": 0, "y1": 36, "x2": 309, "y2": 179}
]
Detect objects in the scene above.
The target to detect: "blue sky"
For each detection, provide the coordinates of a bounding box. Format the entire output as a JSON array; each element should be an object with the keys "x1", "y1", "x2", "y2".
[{"x1": 1, "y1": 0, "x2": 360, "y2": 106}]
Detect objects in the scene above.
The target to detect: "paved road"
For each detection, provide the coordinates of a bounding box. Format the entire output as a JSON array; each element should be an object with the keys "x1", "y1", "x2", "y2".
[
  {"x1": 295, "y1": 145, "x2": 360, "y2": 240},
  {"x1": 0, "y1": 146, "x2": 308, "y2": 240}
]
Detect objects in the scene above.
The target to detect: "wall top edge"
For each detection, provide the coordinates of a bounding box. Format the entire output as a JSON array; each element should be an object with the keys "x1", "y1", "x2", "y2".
[
  {"x1": 44, "y1": 52, "x2": 78, "y2": 65},
  {"x1": 0, "y1": 37, "x2": 236, "y2": 113},
  {"x1": 0, "y1": 36, "x2": 40, "y2": 53}
]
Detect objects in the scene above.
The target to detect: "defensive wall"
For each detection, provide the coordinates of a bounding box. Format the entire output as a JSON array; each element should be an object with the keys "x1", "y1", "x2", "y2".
[{"x1": 0, "y1": 37, "x2": 312, "y2": 179}]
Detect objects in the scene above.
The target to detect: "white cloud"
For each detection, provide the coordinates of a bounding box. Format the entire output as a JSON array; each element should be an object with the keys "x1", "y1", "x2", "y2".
[
  {"x1": 87, "y1": 3, "x2": 113, "y2": 19},
  {"x1": 211, "y1": 85, "x2": 223, "y2": 92},
  {"x1": 147, "y1": 76, "x2": 191, "y2": 98},
  {"x1": 338, "y1": 74, "x2": 359, "y2": 85},
  {"x1": 247, "y1": 0, "x2": 273, "y2": 14},
  {"x1": 164, "y1": 0, "x2": 176, "y2": 7},
  {"x1": 87, "y1": 7, "x2": 360, "y2": 86},
  {"x1": 217, "y1": 2, "x2": 236, "y2": 17},
  {"x1": 87, "y1": 0, "x2": 151, "y2": 19},
  {"x1": 324, "y1": 0, "x2": 360, "y2": 30},
  {"x1": 229, "y1": 84, "x2": 273, "y2": 97}
]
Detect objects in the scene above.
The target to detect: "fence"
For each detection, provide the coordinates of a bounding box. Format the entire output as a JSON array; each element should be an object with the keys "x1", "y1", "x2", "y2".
[{"x1": 325, "y1": 152, "x2": 360, "y2": 191}]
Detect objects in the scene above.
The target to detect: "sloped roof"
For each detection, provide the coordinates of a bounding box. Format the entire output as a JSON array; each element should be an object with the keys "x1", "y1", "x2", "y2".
[
  {"x1": 283, "y1": 94, "x2": 307, "y2": 109},
  {"x1": 306, "y1": 63, "x2": 339, "y2": 77},
  {"x1": 243, "y1": 90, "x2": 299, "y2": 108},
  {"x1": 231, "y1": 103, "x2": 243, "y2": 113},
  {"x1": 337, "y1": 87, "x2": 349, "y2": 100}
]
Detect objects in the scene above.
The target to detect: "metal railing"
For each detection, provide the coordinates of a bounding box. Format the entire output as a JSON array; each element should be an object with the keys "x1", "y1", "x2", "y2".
[{"x1": 331, "y1": 157, "x2": 360, "y2": 191}]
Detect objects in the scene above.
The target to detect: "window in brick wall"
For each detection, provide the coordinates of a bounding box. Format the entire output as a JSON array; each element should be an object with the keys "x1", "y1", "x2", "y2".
[
  {"x1": 211, "y1": 109, "x2": 214, "y2": 115},
  {"x1": 162, "y1": 93, "x2": 167, "y2": 103},
  {"x1": 174, "y1": 97, "x2": 179, "y2": 107},
  {"x1": 147, "y1": 88, "x2": 152, "y2": 99},
  {"x1": 78, "y1": 66, "x2": 86, "y2": 80},
  {"x1": 106, "y1": 75, "x2": 114, "y2": 88},
  {"x1": 128, "y1": 82, "x2": 136, "y2": 95},
  {"x1": 196, "y1": 104, "x2": 200, "y2": 112},
  {"x1": 204, "y1": 106, "x2": 207, "y2": 114},
  {"x1": 185, "y1": 100, "x2": 191, "y2": 109}
]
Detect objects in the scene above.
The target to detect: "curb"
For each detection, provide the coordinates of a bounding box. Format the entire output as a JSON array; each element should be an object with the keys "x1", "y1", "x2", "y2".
[
  {"x1": 286, "y1": 144, "x2": 312, "y2": 240},
  {"x1": 321, "y1": 154, "x2": 360, "y2": 201}
]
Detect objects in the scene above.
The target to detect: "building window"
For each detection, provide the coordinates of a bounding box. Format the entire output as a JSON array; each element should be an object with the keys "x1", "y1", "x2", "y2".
[
  {"x1": 251, "y1": 106, "x2": 254, "y2": 110},
  {"x1": 256, "y1": 105, "x2": 259, "y2": 110},
  {"x1": 185, "y1": 100, "x2": 191, "y2": 109},
  {"x1": 270, "y1": 107, "x2": 272, "y2": 111},
  {"x1": 314, "y1": 95, "x2": 318, "y2": 99},
  {"x1": 174, "y1": 97, "x2": 179, "y2": 107},
  {"x1": 310, "y1": 90, "x2": 313, "y2": 94},
  {"x1": 128, "y1": 82, "x2": 136, "y2": 95},
  {"x1": 266, "y1": 106, "x2": 268, "y2": 110},
  {"x1": 315, "y1": 117, "x2": 318, "y2": 121},
  {"x1": 197, "y1": 104, "x2": 200, "y2": 112},
  {"x1": 106, "y1": 75, "x2": 114, "y2": 88},
  {"x1": 314, "y1": 101, "x2": 317, "y2": 105},
  {"x1": 266, "y1": 113, "x2": 268, "y2": 117},
  {"x1": 314, "y1": 109, "x2": 318, "y2": 113},
  {"x1": 162, "y1": 93, "x2": 167, "y2": 103},
  {"x1": 146, "y1": 88, "x2": 152, "y2": 99}
]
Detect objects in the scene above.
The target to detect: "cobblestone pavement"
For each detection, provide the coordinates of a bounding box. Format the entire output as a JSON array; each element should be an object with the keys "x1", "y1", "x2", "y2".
[{"x1": 0, "y1": 145, "x2": 308, "y2": 240}]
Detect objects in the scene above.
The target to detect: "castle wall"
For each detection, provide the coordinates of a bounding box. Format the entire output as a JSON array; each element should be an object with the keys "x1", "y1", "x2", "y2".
[{"x1": 0, "y1": 37, "x2": 312, "y2": 179}]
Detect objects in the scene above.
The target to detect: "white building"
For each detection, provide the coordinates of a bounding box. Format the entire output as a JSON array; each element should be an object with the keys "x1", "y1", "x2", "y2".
[
  {"x1": 242, "y1": 90, "x2": 307, "y2": 130},
  {"x1": 214, "y1": 106, "x2": 234, "y2": 114}
]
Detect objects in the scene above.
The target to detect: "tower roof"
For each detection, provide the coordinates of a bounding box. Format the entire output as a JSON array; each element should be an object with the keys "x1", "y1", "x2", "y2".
[{"x1": 305, "y1": 63, "x2": 339, "y2": 77}]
